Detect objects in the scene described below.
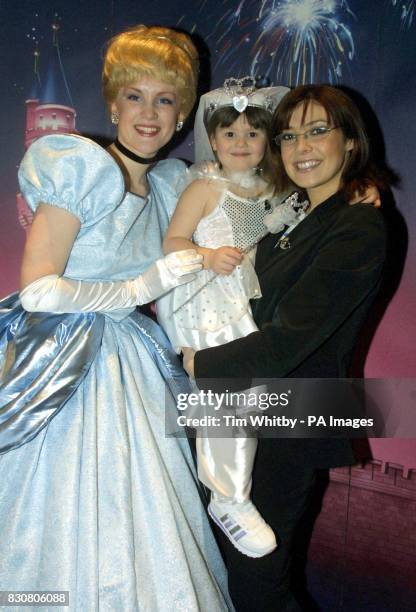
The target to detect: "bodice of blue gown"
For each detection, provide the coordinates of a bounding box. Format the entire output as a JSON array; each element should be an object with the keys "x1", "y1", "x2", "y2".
[
  {"x1": 0, "y1": 134, "x2": 187, "y2": 453},
  {"x1": 18, "y1": 133, "x2": 182, "y2": 282}
]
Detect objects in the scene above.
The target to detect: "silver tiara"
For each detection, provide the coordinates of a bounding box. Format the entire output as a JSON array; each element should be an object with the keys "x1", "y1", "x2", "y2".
[
  {"x1": 206, "y1": 76, "x2": 275, "y2": 119},
  {"x1": 223, "y1": 76, "x2": 256, "y2": 112}
]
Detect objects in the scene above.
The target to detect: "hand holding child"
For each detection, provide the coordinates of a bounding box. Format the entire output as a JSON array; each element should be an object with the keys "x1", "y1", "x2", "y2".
[
  {"x1": 181, "y1": 347, "x2": 195, "y2": 377},
  {"x1": 350, "y1": 184, "x2": 381, "y2": 207}
]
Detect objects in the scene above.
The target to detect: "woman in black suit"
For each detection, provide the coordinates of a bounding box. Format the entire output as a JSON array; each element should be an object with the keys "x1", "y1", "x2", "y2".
[{"x1": 183, "y1": 85, "x2": 388, "y2": 611}]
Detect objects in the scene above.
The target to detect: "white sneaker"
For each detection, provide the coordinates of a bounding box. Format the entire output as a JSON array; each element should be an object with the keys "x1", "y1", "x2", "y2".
[{"x1": 208, "y1": 497, "x2": 277, "y2": 558}]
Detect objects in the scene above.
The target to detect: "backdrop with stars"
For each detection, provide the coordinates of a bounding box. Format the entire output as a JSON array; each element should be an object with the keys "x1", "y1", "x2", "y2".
[
  {"x1": 0, "y1": 2, "x2": 416, "y2": 609},
  {"x1": 0, "y1": 0, "x2": 415, "y2": 448}
]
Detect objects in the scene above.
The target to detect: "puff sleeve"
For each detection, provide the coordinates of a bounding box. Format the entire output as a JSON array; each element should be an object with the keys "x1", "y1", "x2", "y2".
[{"x1": 18, "y1": 134, "x2": 125, "y2": 226}]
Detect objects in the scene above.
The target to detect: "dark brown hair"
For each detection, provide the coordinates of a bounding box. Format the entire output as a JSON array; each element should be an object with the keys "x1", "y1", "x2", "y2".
[
  {"x1": 270, "y1": 85, "x2": 387, "y2": 200},
  {"x1": 207, "y1": 106, "x2": 274, "y2": 183}
]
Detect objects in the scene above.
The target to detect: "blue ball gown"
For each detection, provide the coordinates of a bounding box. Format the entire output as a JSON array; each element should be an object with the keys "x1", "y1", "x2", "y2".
[{"x1": 0, "y1": 135, "x2": 232, "y2": 611}]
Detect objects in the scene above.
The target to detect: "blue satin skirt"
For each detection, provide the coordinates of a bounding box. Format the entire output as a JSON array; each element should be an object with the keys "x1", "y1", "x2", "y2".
[{"x1": 0, "y1": 295, "x2": 232, "y2": 611}]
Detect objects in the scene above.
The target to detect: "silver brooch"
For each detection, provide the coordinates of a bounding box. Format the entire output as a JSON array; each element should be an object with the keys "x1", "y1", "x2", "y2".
[{"x1": 278, "y1": 236, "x2": 291, "y2": 250}]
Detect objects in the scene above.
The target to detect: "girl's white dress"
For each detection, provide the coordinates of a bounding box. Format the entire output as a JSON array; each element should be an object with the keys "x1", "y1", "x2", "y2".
[{"x1": 158, "y1": 187, "x2": 272, "y2": 353}]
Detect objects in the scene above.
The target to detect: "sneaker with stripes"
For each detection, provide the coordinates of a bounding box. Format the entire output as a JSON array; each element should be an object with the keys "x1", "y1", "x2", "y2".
[{"x1": 208, "y1": 496, "x2": 277, "y2": 558}]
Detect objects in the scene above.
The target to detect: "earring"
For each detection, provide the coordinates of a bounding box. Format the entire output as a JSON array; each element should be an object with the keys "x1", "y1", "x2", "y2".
[
  {"x1": 176, "y1": 120, "x2": 184, "y2": 132},
  {"x1": 111, "y1": 112, "x2": 119, "y2": 125}
]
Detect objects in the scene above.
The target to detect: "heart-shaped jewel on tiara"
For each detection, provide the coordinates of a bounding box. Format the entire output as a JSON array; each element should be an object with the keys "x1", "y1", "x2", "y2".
[{"x1": 233, "y1": 95, "x2": 249, "y2": 113}]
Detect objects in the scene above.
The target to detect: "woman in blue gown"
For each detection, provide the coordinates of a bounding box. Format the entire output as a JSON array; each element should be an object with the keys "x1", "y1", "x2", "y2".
[{"x1": 0, "y1": 25, "x2": 232, "y2": 611}]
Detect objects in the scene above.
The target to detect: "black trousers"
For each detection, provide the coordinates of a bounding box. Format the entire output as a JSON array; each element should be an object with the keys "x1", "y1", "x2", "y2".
[{"x1": 213, "y1": 439, "x2": 317, "y2": 612}]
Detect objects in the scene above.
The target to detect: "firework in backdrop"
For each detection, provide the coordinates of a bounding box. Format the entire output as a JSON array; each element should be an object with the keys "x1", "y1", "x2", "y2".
[
  {"x1": 391, "y1": 0, "x2": 414, "y2": 27},
  {"x1": 201, "y1": 0, "x2": 356, "y2": 86}
]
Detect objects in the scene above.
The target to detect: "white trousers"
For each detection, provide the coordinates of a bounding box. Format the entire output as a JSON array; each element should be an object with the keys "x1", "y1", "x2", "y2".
[{"x1": 196, "y1": 434, "x2": 258, "y2": 502}]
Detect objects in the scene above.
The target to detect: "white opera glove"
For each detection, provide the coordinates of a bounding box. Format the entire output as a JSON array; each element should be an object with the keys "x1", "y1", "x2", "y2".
[
  {"x1": 137, "y1": 250, "x2": 203, "y2": 304},
  {"x1": 20, "y1": 249, "x2": 203, "y2": 313}
]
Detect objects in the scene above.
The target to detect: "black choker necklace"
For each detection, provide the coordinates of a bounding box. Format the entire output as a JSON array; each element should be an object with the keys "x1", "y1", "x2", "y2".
[{"x1": 114, "y1": 139, "x2": 160, "y2": 165}]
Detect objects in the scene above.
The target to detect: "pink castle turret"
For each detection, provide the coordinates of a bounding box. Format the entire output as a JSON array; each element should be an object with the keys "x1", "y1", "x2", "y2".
[
  {"x1": 17, "y1": 28, "x2": 77, "y2": 234},
  {"x1": 24, "y1": 98, "x2": 76, "y2": 148}
]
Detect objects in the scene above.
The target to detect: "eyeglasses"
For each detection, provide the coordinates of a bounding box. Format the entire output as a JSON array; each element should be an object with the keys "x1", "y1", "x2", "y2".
[{"x1": 273, "y1": 126, "x2": 340, "y2": 148}]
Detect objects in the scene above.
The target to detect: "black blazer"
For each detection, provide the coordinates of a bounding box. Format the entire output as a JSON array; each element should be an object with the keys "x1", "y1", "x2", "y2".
[{"x1": 195, "y1": 192, "x2": 386, "y2": 468}]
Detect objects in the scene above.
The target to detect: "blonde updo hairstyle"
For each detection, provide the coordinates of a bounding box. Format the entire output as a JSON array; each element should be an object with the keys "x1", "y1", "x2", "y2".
[{"x1": 103, "y1": 25, "x2": 199, "y2": 118}]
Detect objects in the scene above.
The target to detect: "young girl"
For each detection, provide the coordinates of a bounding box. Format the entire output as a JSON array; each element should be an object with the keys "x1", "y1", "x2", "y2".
[{"x1": 158, "y1": 79, "x2": 289, "y2": 559}]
